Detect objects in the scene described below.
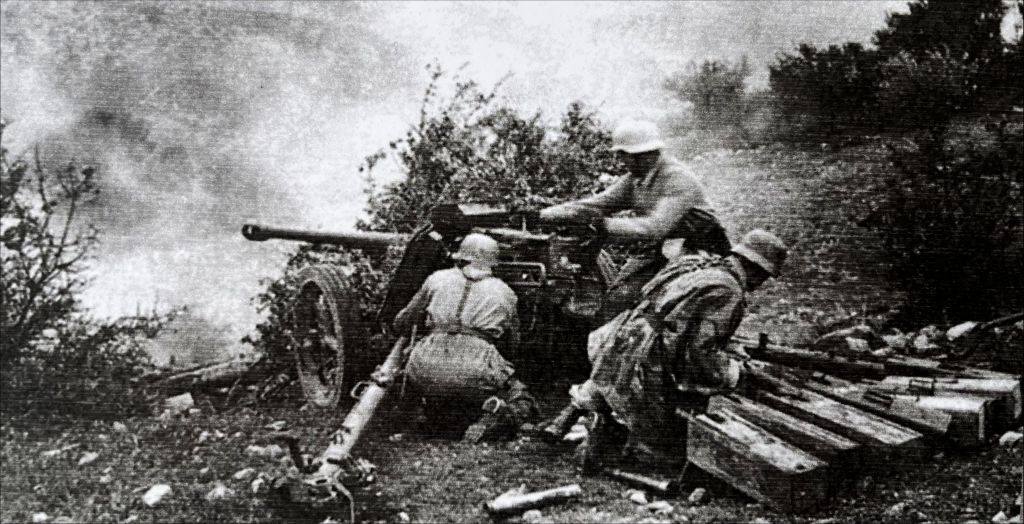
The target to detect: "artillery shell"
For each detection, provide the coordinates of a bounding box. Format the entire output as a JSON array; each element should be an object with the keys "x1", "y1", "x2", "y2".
[
  {"x1": 604, "y1": 468, "x2": 677, "y2": 495},
  {"x1": 484, "y1": 484, "x2": 582, "y2": 515}
]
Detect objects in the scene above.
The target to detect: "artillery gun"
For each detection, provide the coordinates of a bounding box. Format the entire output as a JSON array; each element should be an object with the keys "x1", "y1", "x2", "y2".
[
  {"x1": 242, "y1": 203, "x2": 612, "y2": 409},
  {"x1": 243, "y1": 204, "x2": 611, "y2": 519}
]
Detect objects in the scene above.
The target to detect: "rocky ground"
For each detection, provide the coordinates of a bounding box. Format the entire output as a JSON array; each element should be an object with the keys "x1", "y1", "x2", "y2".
[{"x1": 3, "y1": 143, "x2": 1021, "y2": 523}]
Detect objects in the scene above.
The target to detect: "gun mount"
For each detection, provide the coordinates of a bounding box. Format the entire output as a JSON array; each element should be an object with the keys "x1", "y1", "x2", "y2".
[{"x1": 242, "y1": 203, "x2": 609, "y2": 408}]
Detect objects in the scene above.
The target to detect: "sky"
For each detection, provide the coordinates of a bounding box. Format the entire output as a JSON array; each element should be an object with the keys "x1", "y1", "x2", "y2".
[{"x1": 3, "y1": 0, "x2": 978, "y2": 350}]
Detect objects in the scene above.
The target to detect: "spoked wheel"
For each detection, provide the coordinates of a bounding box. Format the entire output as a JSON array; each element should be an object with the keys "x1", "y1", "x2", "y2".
[{"x1": 289, "y1": 265, "x2": 361, "y2": 408}]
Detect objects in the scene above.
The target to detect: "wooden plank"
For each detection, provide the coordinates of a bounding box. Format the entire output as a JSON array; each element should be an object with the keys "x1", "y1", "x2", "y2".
[
  {"x1": 684, "y1": 409, "x2": 830, "y2": 513},
  {"x1": 708, "y1": 395, "x2": 861, "y2": 479},
  {"x1": 912, "y1": 395, "x2": 990, "y2": 446},
  {"x1": 800, "y1": 374, "x2": 953, "y2": 438},
  {"x1": 874, "y1": 376, "x2": 1021, "y2": 427},
  {"x1": 756, "y1": 388, "x2": 926, "y2": 466}
]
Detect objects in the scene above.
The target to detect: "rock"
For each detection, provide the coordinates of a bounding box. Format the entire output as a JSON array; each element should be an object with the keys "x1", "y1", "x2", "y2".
[
  {"x1": 645, "y1": 501, "x2": 674, "y2": 514},
  {"x1": 232, "y1": 468, "x2": 256, "y2": 480},
  {"x1": 163, "y1": 393, "x2": 194, "y2": 416},
  {"x1": 523, "y1": 509, "x2": 544, "y2": 523},
  {"x1": 41, "y1": 444, "x2": 78, "y2": 458},
  {"x1": 398, "y1": 512, "x2": 410, "y2": 523},
  {"x1": 141, "y1": 484, "x2": 172, "y2": 507},
  {"x1": 245, "y1": 444, "x2": 285, "y2": 458},
  {"x1": 389, "y1": 433, "x2": 405, "y2": 442},
  {"x1": 197, "y1": 431, "x2": 211, "y2": 444},
  {"x1": 112, "y1": 422, "x2": 127, "y2": 432},
  {"x1": 687, "y1": 487, "x2": 708, "y2": 506},
  {"x1": 629, "y1": 490, "x2": 649, "y2": 505},
  {"x1": 993, "y1": 511, "x2": 1008, "y2": 523},
  {"x1": 198, "y1": 467, "x2": 211, "y2": 476},
  {"x1": 251, "y1": 477, "x2": 266, "y2": 494},
  {"x1": 78, "y1": 452, "x2": 99, "y2": 466},
  {"x1": 750, "y1": 518, "x2": 773, "y2": 524},
  {"x1": 886, "y1": 502, "x2": 908, "y2": 517},
  {"x1": 99, "y1": 474, "x2": 112, "y2": 484},
  {"x1": 205, "y1": 482, "x2": 234, "y2": 501},
  {"x1": 999, "y1": 431, "x2": 1022, "y2": 447},
  {"x1": 31, "y1": 513, "x2": 49, "y2": 523},
  {"x1": 265, "y1": 421, "x2": 287, "y2": 431},
  {"x1": 122, "y1": 515, "x2": 138, "y2": 523}
]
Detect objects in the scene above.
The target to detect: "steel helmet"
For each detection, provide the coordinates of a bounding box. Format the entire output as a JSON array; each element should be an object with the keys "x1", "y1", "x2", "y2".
[
  {"x1": 610, "y1": 120, "x2": 665, "y2": 154},
  {"x1": 731, "y1": 229, "x2": 788, "y2": 277},
  {"x1": 452, "y1": 233, "x2": 500, "y2": 268}
]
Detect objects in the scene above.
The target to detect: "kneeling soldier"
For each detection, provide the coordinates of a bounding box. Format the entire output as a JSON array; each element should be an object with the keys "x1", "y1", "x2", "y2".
[{"x1": 393, "y1": 233, "x2": 537, "y2": 442}]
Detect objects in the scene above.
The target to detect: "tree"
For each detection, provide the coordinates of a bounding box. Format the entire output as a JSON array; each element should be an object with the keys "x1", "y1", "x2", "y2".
[
  {"x1": 664, "y1": 58, "x2": 751, "y2": 130},
  {"x1": 1, "y1": 118, "x2": 98, "y2": 360}
]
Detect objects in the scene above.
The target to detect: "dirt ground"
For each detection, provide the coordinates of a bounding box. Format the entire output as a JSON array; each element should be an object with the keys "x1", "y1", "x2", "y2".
[{"x1": 2, "y1": 143, "x2": 1021, "y2": 523}]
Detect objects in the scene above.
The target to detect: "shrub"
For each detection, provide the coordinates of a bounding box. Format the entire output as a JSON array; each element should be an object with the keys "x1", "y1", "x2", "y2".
[
  {"x1": 246, "y1": 65, "x2": 620, "y2": 368},
  {"x1": 1, "y1": 118, "x2": 175, "y2": 419},
  {"x1": 860, "y1": 121, "x2": 1023, "y2": 325},
  {"x1": 769, "y1": 43, "x2": 882, "y2": 137},
  {"x1": 876, "y1": 50, "x2": 981, "y2": 129},
  {"x1": 664, "y1": 58, "x2": 752, "y2": 130}
]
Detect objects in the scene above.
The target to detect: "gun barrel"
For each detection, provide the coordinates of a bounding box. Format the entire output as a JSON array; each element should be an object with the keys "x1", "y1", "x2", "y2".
[{"x1": 241, "y1": 223, "x2": 408, "y2": 251}]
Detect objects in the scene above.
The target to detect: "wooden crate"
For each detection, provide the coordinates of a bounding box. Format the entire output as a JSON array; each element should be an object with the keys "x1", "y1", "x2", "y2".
[{"x1": 686, "y1": 409, "x2": 830, "y2": 513}]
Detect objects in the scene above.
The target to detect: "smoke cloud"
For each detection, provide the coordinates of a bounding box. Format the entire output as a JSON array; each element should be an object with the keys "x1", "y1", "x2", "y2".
[{"x1": 0, "y1": 1, "x2": 907, "y2": 351}]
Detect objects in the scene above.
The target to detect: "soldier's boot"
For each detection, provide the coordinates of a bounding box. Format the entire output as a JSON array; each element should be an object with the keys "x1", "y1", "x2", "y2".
[
  {"x1": 573, "y1": 411, "x2": 628, "y2": 475},
  {"x1": 539, "y1": 404, "x2": 586, "y2": 444},
  {"x1": 463, "y1": 397, "x2": 517, "y2": 444}
]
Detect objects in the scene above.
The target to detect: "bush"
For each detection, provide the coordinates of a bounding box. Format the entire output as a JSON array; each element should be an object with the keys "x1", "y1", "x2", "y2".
[
  {"x1": 769, "y1": 43, "x2": 882, "y2": 137},
  {"x1": 1, "y1": 118, "x2": 174, "y2": 419},
  {"x1": 664, "y1": 58, "x2": 752, "y2": 130},
  {"x1": 246, "y1": 65, "x2": 621, "y2": 367},
  {"x1": 860, "y1": 121, "x2": 1023, "y2": 324},
  {"x1": 876, "y1": 50, "x2": 980, "y2": 129}
]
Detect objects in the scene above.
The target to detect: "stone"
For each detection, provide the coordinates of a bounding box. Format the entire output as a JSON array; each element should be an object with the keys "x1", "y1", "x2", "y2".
[
  {"x1": 232, "y1": 468, "x2": 255, "y2": 480},
  {"x1": 31, "y1": 513, "x2": 49, "y2": 523},
  {"x1": 112, "y1": 422, "x2": 127, "y2": 432},
  {"x1": 645, "y1": 501, "x2": 674, "y2": 514},
  {"x1": 886, "y1": 502, "x2": 908, "y2": 517},
  {"x1": 163, "y1": 393, "x2": 194, "y2": 416},
  {"x1": 522, "y1": 509, "x2": 544, "y2": 523},
  {"x1": 999, "y1": 432, "x2": 1022, "y2": 447},
  {"x1": 205, "y1": 482, "x2": 234, "y2": 501},
  {"x1": 78, "y1": 452, "x2": 99, "y2": 466},
  {"x1": 141, "y1": 484, "x2": 172, "y2": 507},
  {"x1": 992, "y1": 511, "x2": 1008, "y2": 523},
  {"x1": 628, "y1": 490, "x2": 649, "y2": 505},
  {"x1": 687, "y1": 487, "x2": 708, "y2": 506},
  {"x1": 398, "y1": 512, "x2": 410, "y2": 523},
  {"x1": 265, "y1": 420, "x2": 287, "y2": 431}
]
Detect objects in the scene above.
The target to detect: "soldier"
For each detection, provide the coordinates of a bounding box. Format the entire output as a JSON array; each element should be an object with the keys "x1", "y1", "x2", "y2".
[
  {"x1": 393, "y1": 233, "x2": 537, "y2": 443},
  {"x1": 541, "y1": 230, "x2": 788, "y2": 471},
  {"x1": 540, "y1": 119, "x2": 731, "y2": 321}
]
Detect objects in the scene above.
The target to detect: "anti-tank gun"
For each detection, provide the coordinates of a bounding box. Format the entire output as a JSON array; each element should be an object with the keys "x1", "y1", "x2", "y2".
[
  {"x1": 243, "y1": 204, "x2": 609, "y2": 520},
  {"x1": 242, "y1": 203, "x2": 610, "y2": 408}
]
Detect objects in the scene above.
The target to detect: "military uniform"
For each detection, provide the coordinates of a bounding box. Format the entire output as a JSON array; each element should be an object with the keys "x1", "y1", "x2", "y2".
[
  {"x1": 543, "y1": 155, "x2": 731, "y2": 320},
  {"x1": 394, "y1": 266, "x2": 536, "y2": 434}
]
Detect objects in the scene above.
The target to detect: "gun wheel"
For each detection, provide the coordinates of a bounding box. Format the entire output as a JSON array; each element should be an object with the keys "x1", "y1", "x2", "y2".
[{"x1": 290, "y1": 265, "x2": 360, "y2": 408}]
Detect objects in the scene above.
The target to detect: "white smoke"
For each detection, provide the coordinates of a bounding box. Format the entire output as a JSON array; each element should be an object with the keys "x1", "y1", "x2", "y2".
[{"x1": 0, "y1": 0, "x2": 906, "y2": 353}]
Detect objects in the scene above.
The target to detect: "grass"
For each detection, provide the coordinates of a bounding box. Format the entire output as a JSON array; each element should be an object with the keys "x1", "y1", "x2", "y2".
[{"x1": 2, "y1": 142, "x2": 1020, "y2": 523}]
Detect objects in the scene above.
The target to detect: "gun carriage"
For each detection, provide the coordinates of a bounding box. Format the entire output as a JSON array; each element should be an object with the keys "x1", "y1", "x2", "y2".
[{"x1": 242, "y1": 203, "x2": 610, "y2": 408}]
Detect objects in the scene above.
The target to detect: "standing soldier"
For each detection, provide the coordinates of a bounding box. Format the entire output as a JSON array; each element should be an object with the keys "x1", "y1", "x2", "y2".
[
  {"x1": 393, "y1": 233, "x2": 537, "y2": 443},
  {"x1": 540, "y1": 119, "x2": 731, "y2": 321}
]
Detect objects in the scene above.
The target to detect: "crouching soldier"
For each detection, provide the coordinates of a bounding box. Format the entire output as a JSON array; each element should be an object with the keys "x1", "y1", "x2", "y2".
[
  {"x1": 393, "y1": 233, "x2": 538, "y2": 443},
  {"x1": 540, "y1": 230, "x2": 788, "y2": 471}
]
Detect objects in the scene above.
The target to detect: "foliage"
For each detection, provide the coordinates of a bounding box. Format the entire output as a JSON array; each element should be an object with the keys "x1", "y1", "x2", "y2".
[
  {"x1": 860, "y1": 121, "x2": 1023, "y2": 324},
  {"x1": 769, "y1": 43, "x2": 883, "y2": 136},
  {"x1": 664, "y1": 58, "x2": 752, "y2": 130},
  {"x1": 1, "y1": 119, "x2": 98, "y2": 359},
  {"x1": 769, "y1": 0, "x2": 1018, "y2": 136},
  {"x1": 247, "y1": 65, "x2": 619, "y2": 366},
  {"x1": 1, "y1": 119, "x2": 174, "y2": 419}
]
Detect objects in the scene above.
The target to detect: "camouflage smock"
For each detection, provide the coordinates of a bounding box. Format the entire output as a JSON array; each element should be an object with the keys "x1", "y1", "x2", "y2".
[
  {"x1": 581, "y1": 254, "x2": 747, "y2": 442},
  {"x1": 393, "y1": 267, "x2": 519, "y2": 400}
]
